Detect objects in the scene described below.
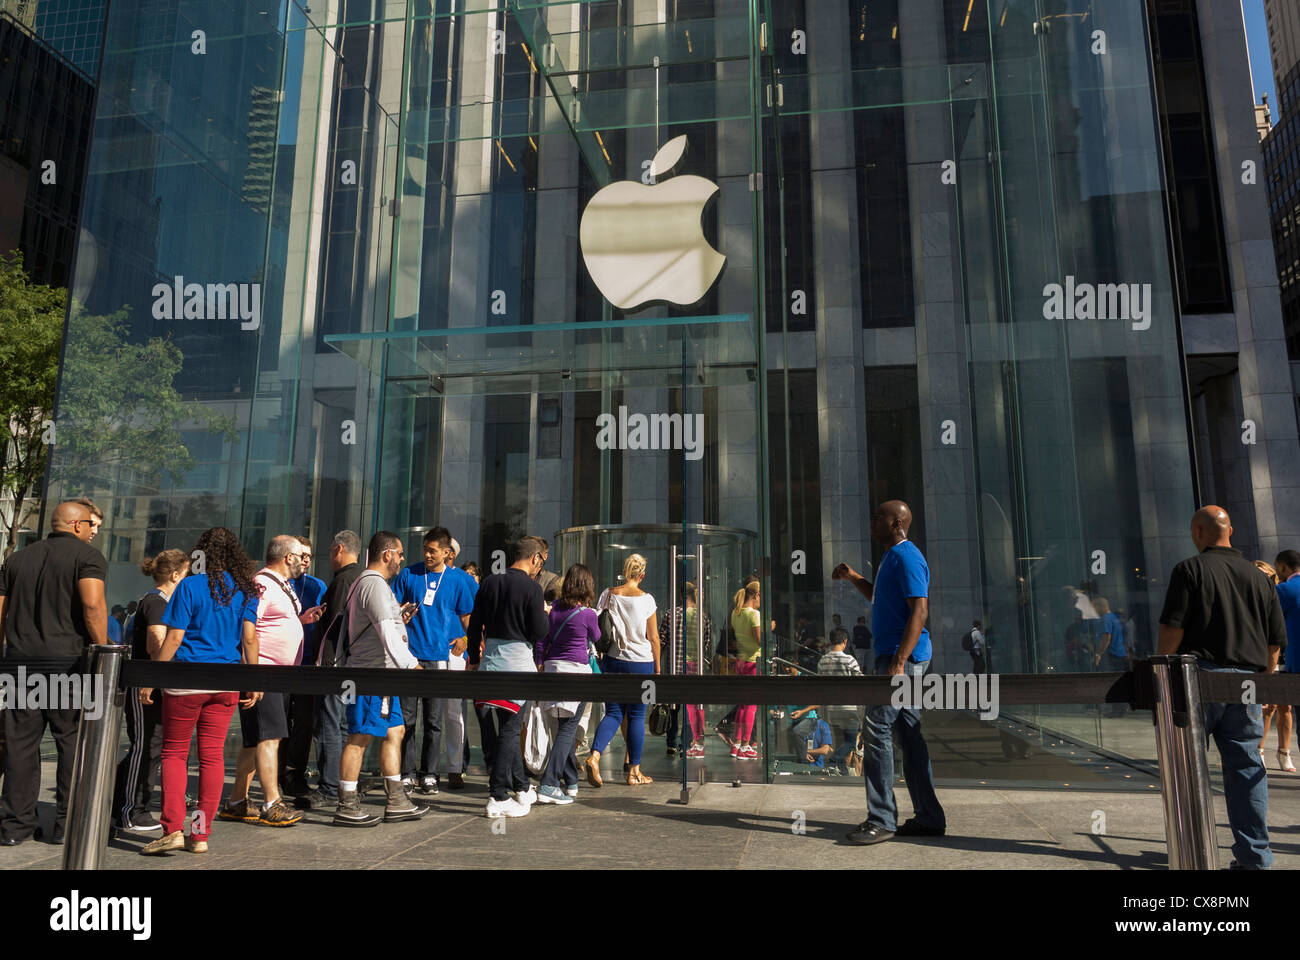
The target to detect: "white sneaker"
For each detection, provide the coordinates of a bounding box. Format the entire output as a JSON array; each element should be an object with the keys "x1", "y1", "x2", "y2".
[
  {"x1": 485, "y1": 797, "x2": 530, "y2": 819},
  {"x1": 513, "y1": 786, "x2": 538, "y2": 806},
  {"x1": 565, "y1": 784, "x2": 579, "y2": 799}
]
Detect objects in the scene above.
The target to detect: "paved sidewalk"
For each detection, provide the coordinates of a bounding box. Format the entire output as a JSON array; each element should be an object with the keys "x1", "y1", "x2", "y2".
[{"x1": 7, "y1": 762, "x2": 1300, "y2": 869}]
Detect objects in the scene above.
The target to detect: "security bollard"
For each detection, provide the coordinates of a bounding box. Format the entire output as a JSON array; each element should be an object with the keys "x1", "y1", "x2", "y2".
[
  {"x1": 64, "y1": 644, "x2": 127, "y2": 870},
  {"x1": 1148, "y1": 655, "x2": 1217, "y2": 870}
]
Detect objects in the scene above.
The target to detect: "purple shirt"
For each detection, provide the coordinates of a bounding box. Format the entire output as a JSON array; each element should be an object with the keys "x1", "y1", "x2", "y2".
[{"x1": 537, "y1": 603, "x2": 601, "y2": 665}]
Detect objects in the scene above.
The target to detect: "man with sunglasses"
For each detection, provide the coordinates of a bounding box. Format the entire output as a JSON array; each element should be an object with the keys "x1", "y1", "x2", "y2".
[{"x1": 0, "y1": 501, "x2": 109, "y2": 846}]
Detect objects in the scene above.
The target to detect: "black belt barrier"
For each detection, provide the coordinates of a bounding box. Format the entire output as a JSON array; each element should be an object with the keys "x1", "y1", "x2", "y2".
[{"x1": 2, "y1": 649, "x2": 1291, "y2": 870}]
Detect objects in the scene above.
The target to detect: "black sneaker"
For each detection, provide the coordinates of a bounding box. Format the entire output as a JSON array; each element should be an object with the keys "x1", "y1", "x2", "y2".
[
  {"x1": 895, "y1": 818, "x2": 945, "y2": 837},
  {"x1": 282, "y1": 773, "x2": 311, "y2": 798},
  {"x1": 119, "y1": 812, "x2": 163, "y2": 835},
  {"x1": 298, "y1": 787, "x2": 335, "y2": 809},
  {"x1": 35, "y1": 825, "x2": 65, "y2": 845},
  {"x1": 418, "y1": 776, "x2": 439, "y2": 796},
  {"x1": 847, "y1": 821, "x2": 894, "y2": 845}
]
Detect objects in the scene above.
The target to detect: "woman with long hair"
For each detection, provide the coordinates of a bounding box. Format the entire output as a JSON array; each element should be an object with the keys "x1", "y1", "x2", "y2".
[
  {"x1": 587, "y1": 553, "x2": 660, "y2": 786},
  {"x1": 729, "y1": 580, "x2": 762, "y2": 760},
  {"x1": 140, "y1": 528, "x2": 262, "y2": 855},
  {"x1": 535, "y1": 563, "x2": 601, "y2": 803},
  {"x1": 112, "y1": 549, "x2": 190, "y2": 835}
]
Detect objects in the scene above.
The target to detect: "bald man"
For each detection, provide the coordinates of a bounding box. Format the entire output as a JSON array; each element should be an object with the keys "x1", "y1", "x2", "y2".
[
  {"x1": 0, "y1": 501, "x2": 109, "y2": 846},
  {"x1": 833, "y1": 499, "x2": 946, "y2": 845},
  {"x1": 1158, "y1": 505, "x2": 1285, "y2": 869}
]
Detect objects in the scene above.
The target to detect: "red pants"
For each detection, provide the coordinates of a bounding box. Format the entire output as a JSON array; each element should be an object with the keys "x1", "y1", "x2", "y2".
[
  {"x1": 734, "y1": 660, "x2": 758, "y2": 741},
  {"x1": 160, "y1": 691, "x2": 237, "y2": 839}
]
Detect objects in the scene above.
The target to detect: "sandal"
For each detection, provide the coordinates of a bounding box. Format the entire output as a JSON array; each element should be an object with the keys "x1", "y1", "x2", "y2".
[
  {"x1": 585, "y1": 755, "x2": 603, "y2": 788},
  {"x1": 627, "y1": 771, "x2": 654, "y2": 785},
  {"x1": 1280, "y1": 750, "x2": 1296, "y2": 773}
]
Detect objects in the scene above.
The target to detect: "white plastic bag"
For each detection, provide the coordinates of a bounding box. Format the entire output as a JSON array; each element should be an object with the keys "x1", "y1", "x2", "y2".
[{"x1": 524, "y1": 702, "x2": 555, "y2": 776}]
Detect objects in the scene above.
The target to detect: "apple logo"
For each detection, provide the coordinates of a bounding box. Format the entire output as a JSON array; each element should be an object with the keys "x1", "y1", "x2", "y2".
[{"x1": 579, "y1": 135, "x2": 726, "y2": 311}]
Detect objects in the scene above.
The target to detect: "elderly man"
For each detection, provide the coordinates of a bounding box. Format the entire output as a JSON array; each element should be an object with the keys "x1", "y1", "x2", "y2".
[
  {"x1": 1158, "y1": 506, "x2": 1285, "y2": 869},
  {"x1": 218, "y1": 535, "x2": 322, "y2": 827}
]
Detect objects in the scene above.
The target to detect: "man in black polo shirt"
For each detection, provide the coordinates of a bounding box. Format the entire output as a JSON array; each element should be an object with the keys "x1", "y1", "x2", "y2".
[
  {"x1": 0, "y1": 501, "x2": 109, "y2": 846},
  {"x1": 1158, "y1": 505, "x2": 1285, "y2": 870}
]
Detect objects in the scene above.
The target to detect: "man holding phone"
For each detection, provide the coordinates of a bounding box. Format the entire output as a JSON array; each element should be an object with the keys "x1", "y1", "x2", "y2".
[
  {"x1": 392, "y1": 526, "x2": 478, "y2": 795},
  {"x1": 219, "y1": 535, "x2": 323, "y2": 827}
]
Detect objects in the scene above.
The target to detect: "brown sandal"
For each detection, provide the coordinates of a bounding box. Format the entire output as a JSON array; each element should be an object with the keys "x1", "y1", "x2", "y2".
[
  {"x1": 627, "y1": 771, "x2": 654, "y2": 785},
  {"x1": 586, "y1": 755, "x2": 603, "y2": 788}
]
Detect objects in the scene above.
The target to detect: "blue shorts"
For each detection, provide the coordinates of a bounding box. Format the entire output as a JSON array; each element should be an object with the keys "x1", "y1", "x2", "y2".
[{"x1": 346, "y1": 695, "x2": 404, "y2": 738}]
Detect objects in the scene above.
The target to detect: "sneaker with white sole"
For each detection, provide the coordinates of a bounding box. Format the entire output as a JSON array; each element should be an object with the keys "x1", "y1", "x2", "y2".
[
  {"x1": 513, "y1": 786, "x2": 537, "y2": 806},
  {"x1": 536, "y1": 784, "x2": 574, "y2": 805},
  {"x1": 738, "y1": 745, "x2": 759, "y2": 760},
  {"x1": 686, "y1": 742, "x2": 706, "y2": 759},
  {"x1": 565, "y1": 784, "x2": 579, "y2": 799},
  {"x1": 485, "y1": 797, "x2": 531, "y2": 818},
  {"x1": 730, "y1": 743, "x2": 741, "y2": 758}
]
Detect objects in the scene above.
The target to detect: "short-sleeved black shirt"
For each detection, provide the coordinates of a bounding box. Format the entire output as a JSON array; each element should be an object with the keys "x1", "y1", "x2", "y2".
[
  {"x1": 1158, "y1": 546, "x2": 1285, "y2": 671},
  {"x1": 0, "y1": 532, "x2": 108, "y2": 659},
  {"x1": 131, "y1": 589, "x2": 167, "y2": 660}
]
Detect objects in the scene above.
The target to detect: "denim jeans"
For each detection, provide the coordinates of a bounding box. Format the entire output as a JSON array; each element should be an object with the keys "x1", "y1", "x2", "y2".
[
  {"x1": 400, "y1": 660, "x2": 441, "y2": 779},
  {"x1": 1199, "y1": 662, "x2": 1271, "y2": 868},
  {"x1": 541, "y1": 705, "x2": 586, "y2": 789},
  {"x1": 861, "y1": 657, "x2": 946, "y2": 832},
  {"x1": 483, "y1": 703, "x2": 531, "y2": 801},
  {"x1": 314, "y1": 693, "x2": 347, "y2": 798}
]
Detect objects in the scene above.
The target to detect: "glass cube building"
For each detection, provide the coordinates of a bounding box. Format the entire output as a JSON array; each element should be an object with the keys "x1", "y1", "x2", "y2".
[{"x1": 48, "y1": 0, "x2": 1300, "y2": 781}]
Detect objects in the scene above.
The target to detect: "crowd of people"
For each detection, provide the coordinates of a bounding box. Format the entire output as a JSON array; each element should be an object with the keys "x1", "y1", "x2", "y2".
[{"x1": 0, "y1": 495, "x2": 1290, "y2": 865}]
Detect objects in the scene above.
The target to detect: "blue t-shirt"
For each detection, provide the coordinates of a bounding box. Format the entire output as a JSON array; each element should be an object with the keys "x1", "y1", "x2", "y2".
[
  {"x1": 871, "y1": 540, "x2": 931, "y2": 661},
  {"x1": 291, "y1": 573, "x2": 327, "y2": 658},
  {"x1": 805, "y1": 719, "x2": 833, "y2": 767},
  {"x1": 1102, "y1": 612, "x2": 1126, "y2": 657},
  {"x1": 1278, "y1": 577, "x2": 1300, "y2": 672},
  {"x1": 162, "y1": 572, "x2": 259, "y2": 664},
  {"x1": 107, "y1": 617, "x2": 123, "y2": 644},
  {"x1": 392, "y1": 563, "x2": 478, "y2": 661}
]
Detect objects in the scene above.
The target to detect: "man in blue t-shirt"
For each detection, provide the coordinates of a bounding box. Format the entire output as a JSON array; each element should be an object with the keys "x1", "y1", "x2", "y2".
[
  {"x1": 1275, "y1": 551, "x2": 1300, "y2": 675},
  {"x1": 832, "y1": 499, "x2": 946, "y2": 845},
  {"x1": 803, "y1": 718, "x2": 834, "y2": 768},
  {"x1": 392, "y1": 526, "x2": 478, "y2": 793}
]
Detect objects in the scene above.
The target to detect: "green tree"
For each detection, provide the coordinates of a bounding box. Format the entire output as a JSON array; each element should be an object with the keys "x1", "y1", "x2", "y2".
[
  {"x1": 0, "y1": 252, "x2": 63, "y2": 557},
  {"x1": 49, "y1": 305, "x2": 237, "y2": 498}
]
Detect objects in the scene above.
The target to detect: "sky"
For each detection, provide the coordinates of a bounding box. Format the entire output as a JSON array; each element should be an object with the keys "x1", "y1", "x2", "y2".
[{"x1": 1243, "y1": 0, "x2": 1276, "y2": 108}]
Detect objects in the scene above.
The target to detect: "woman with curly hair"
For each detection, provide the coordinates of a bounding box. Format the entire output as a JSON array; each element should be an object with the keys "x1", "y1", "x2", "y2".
[{"x1": 140, "y1": 528, "x2": 262, "y2": 855}]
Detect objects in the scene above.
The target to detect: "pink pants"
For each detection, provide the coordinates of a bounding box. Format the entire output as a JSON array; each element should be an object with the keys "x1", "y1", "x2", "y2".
[
  {"x1": 734, "y1": 660, "x2": 758, "y2": 741},
  {"x1": 160, "y1": 691, "x2": 238, "y2": 839}
]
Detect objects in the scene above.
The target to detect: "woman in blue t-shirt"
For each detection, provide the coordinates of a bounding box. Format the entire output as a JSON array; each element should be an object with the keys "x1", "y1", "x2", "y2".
[{"x1": 140, "y1": 528, "x2": 261, "y2": 856}]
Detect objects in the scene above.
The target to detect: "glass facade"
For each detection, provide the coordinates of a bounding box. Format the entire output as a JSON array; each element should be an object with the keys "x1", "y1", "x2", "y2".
[{"x1": 51, "y1": 0, "x2": 1199, "y2": 782}]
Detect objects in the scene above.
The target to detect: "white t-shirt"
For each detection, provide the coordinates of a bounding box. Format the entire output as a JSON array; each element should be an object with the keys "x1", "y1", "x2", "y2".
[{"x1": 598, "y1": 589, "x2": 658, "y2": 663}]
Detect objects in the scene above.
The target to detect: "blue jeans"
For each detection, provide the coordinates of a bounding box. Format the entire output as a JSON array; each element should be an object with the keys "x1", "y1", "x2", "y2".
[
  {"x1": 862, "y1": 657, "x2": 946, "y2": 832},
  {"x1": 542, "y1": 706, "x2": 586, "y2": 789},
  {"x1": 592, "y1": 658, "x2": 655, "y2": 764},
  {"x1": 313, "y1": 693, "x2": 347, "y2": 798},
  {"x1": 1199, "y1": 662, "x2": 1271, "y2": 868}
]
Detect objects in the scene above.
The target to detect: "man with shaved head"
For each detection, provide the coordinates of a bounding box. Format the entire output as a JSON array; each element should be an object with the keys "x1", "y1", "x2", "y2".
[
  {"x1": 0, "y1": 501, "x2": 109, "y2": 846},
  {"x1": 1158, "y1": 505, "x2": 1285, "y2": 869},
  {"x1": 219, "y1": 535, "x2": 322, "y2": 827},
  {"x1": 833, "y1": 499, "x2": 946, "y2": 845}
]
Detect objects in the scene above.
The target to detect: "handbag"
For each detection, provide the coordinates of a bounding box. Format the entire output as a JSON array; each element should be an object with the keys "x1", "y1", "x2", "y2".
[
  {"x1": 647, "y1": 702, "x2": 672, "y2": 737},
  {"x1": 595, "y1": 590, "x2": 618, "y2": 656}
]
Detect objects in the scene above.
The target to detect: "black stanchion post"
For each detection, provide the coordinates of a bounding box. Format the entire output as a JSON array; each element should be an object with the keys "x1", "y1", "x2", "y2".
[
  {"x1": 1147, "y1": 655, "x2": 1217, "y2": 870},
  {"x1": 63, "y1": 644, "x2": 127, "y2": 870}
]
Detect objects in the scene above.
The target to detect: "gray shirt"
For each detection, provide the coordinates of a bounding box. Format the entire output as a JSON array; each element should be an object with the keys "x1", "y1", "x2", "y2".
[{"x1": 346, "y1": 570, "x2": 417, "y2": 669}]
